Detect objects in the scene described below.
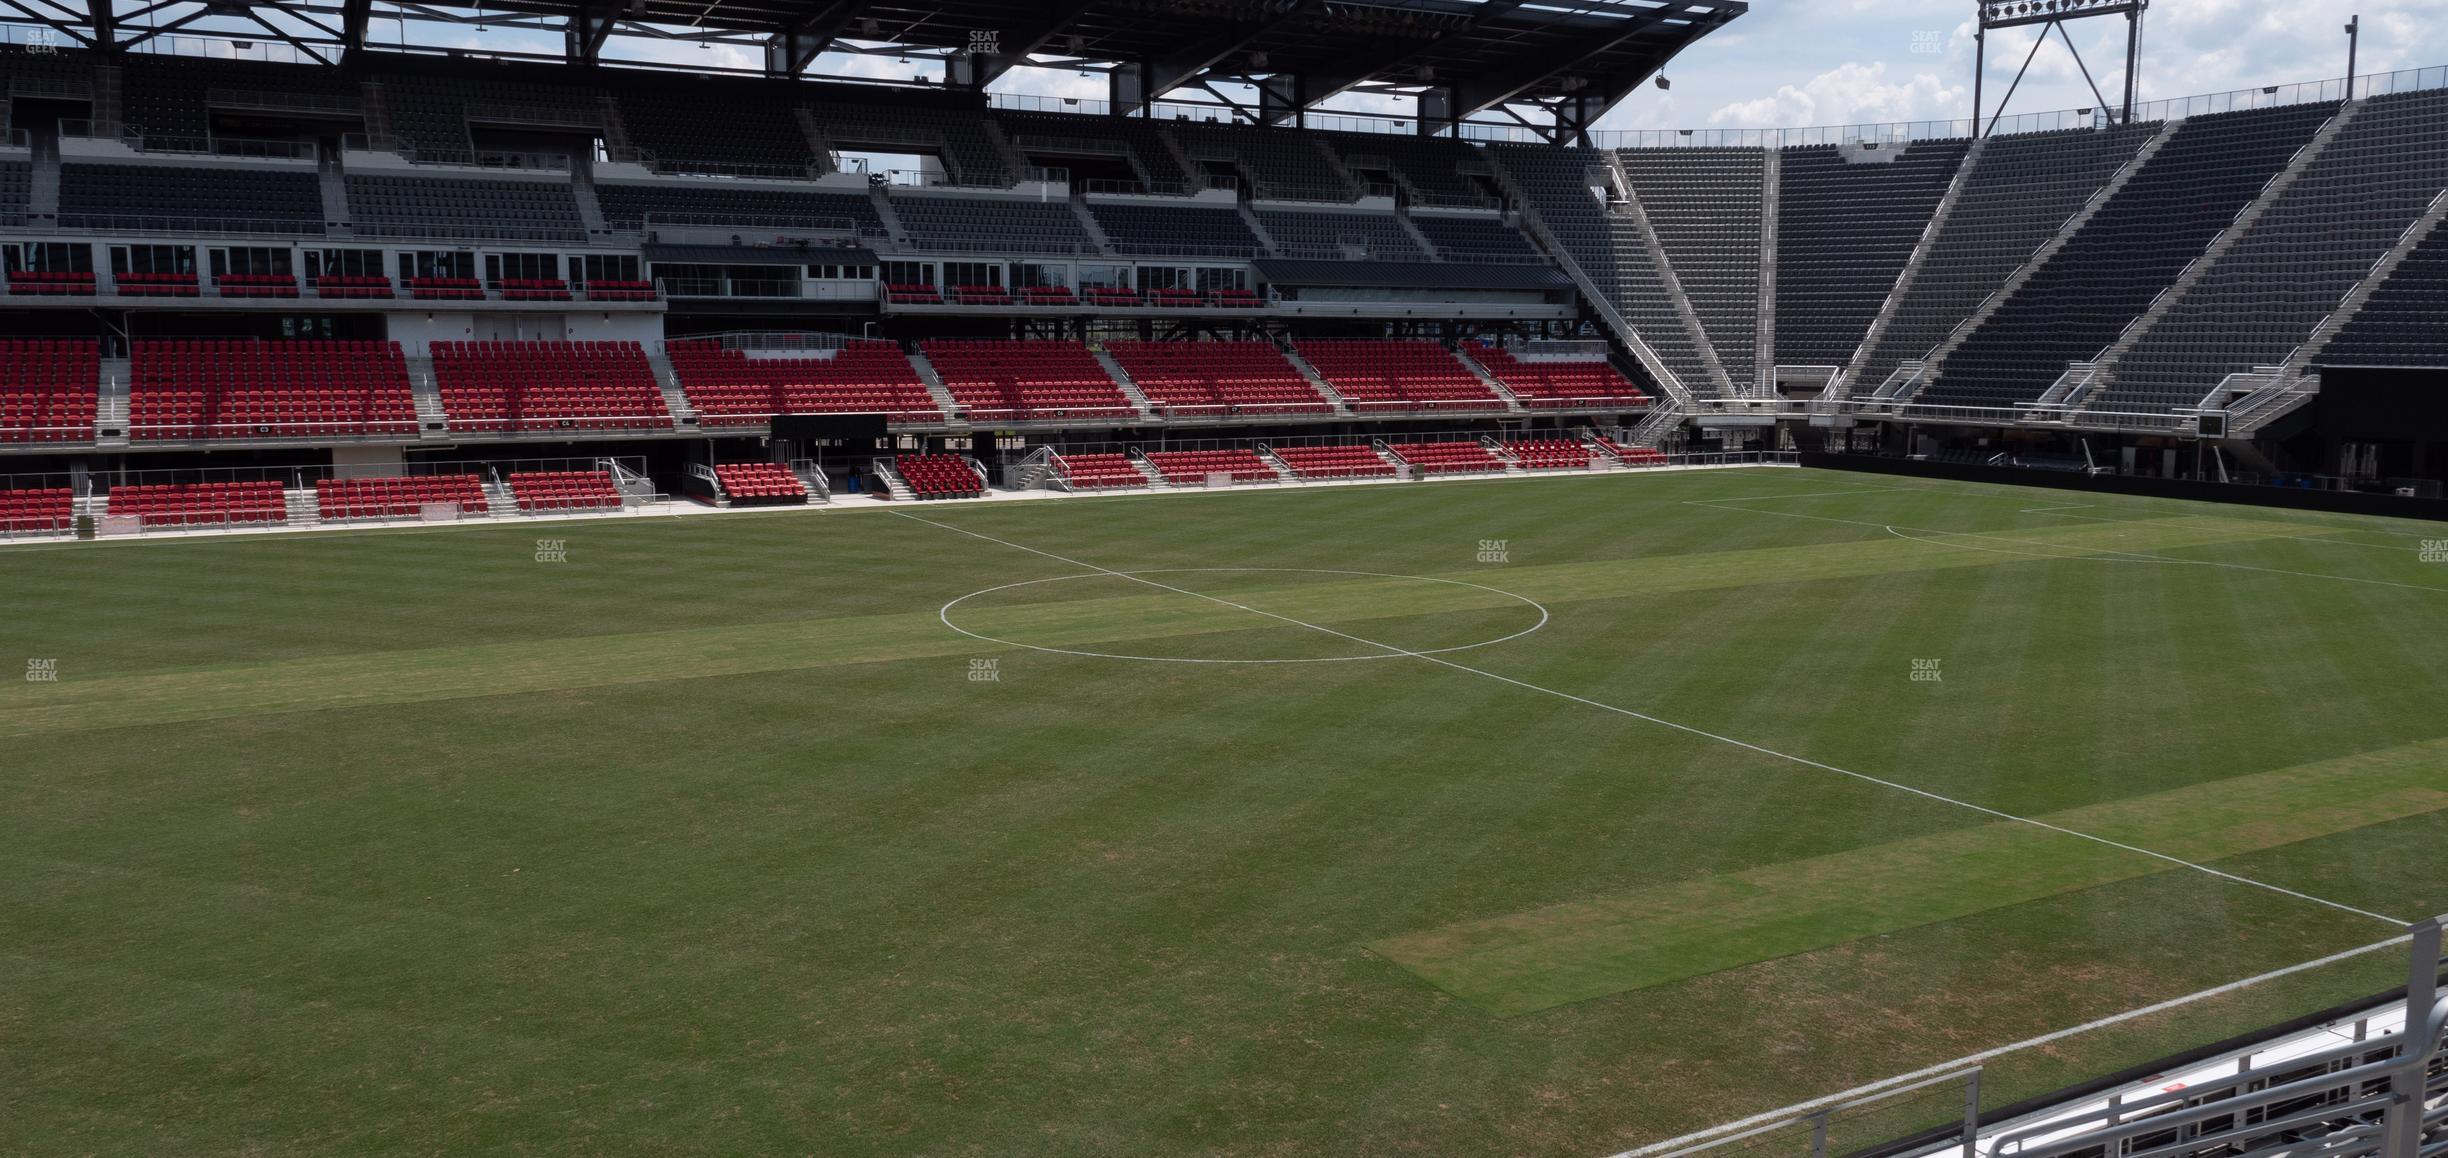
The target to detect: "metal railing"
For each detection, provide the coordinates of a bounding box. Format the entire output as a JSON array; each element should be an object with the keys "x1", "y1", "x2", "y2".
[{"x1": 655, "y1": 277, "x2": 810, "y2": 299}]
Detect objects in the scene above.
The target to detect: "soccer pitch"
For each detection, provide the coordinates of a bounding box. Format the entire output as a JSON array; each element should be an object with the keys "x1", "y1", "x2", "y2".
[{"x1": 4, "y1": 466, "x2": 2445, "y2": 1155}]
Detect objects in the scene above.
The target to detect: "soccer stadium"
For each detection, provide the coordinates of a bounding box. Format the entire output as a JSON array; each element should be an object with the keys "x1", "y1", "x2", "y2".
[{"x1": 1, "y1": 0, "x2": 2445, "y2": 1152}]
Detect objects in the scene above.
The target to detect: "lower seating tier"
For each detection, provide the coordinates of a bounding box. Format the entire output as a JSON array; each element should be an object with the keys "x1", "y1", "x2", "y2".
[
  {"x1": 1386, "y1": 441, "x2": 1507, "y2": 473},
  {"x1": 507, "y1": 470, "x2": 623, "y2": 511},
  {"x1": 104, "y1": 480, "x2": 286, "y2": 526},
  {"x1": 1269, "y1": 444, "x2": 1397, "y2": 479},
  {"x1": 0, "y1": 486, "x2": 73, "y2": 534},
  {"x1": 316, "y1": 474, "x2": 488, "y2": 520},
  {"x1": 713, "y1": 462, "x2": 808, "y2": 504},
  {"x1": 896, "y1": 454, "x2": 982, "y2": 499}
]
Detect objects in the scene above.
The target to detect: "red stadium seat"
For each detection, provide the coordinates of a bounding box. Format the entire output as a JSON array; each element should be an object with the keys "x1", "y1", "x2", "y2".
[
  {"x1": 917, "y1": 340, "x2": 1136, "y2": 422},
  {"x1": 129, "y1": 339, "x2": 417, "y2": 442},
  {"x1": 430, "y1": 341, "x2": 674, "y2": 434},
  {"x1": 668, "y1": 339, "x2": 941, "y2": 425},
  {"x1": 1291, "y1": 340, "x2": 1507, "y2": 413},
  {"x1": 0, "y1": 339, "x2": 99, "y2": 444}
]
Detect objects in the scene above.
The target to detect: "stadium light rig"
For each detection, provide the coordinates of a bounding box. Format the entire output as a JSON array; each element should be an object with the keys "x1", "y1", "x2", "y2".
[{"x1": 1973, "y1": 0, "x2": 2147, "y2": 136}]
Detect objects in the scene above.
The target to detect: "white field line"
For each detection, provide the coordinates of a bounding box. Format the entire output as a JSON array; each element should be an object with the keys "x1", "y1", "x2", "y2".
[
  {"x1": 888, "y1": 509, "x2": 2408, "y2": 931},
  {"x1": 1607, "y1": 930, "x2": 2418, "y2": 1158}
]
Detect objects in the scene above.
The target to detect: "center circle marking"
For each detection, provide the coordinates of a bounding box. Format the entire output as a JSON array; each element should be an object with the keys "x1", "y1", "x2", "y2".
[{"x1": 938, "y1": 567, "x2": 1550, "y2": 664}]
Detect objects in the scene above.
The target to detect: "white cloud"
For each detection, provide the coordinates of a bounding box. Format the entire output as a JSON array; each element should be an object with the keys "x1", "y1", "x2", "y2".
[{"x1": 1707, "y1": 61, "x2": 1963, "y2": 128}]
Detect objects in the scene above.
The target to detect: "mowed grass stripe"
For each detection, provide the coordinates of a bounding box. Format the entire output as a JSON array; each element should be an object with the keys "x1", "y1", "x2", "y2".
[
  {"x1": 0, "y1": 515, "x2": 2305, "y2": 739},
  {"x1": 1371, "y1": 735, "x2": 2448, "y2": 1016}
]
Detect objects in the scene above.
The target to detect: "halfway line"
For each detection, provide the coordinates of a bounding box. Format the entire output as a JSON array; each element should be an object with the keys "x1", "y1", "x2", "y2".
[{"x1": 887, "y1": 509, "x2": 2406, "y2": 928}]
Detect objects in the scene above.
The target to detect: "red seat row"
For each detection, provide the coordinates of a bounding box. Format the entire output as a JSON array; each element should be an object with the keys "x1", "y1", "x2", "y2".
[
  {"x1": 1501, "y1": 439, "x2": 1597, "y2": 470},
  {"x1": 895, "y1": 454, "x2": 982, "y2": 499},
  {"x1": 9, "y1": 271, "x2": 97, "y2": 296},
  {"x1": 1020, "y1": 286, "x2": 1077, "y2": 306},
  {"x1": 886, "y1": 283, "x2": 942, "y2": 304},
  {"x1": 1292, "y1": 340, "x2": 1507, "y2": 412},
  {"x1": 1386, "y1": 441, "x2": 1508, "y2": 474},
  {"x1": 1595, "y1": 436, "x2": 1669, "y2": 466},
  {"x1": 0, "y1": 486, "x2": 73, "y2": 534},
  {"x1": 1471, "y1": 346, "x2": 1650, "y2": 409},
  {"x1": 582, "y1": 279, "x2": 658, "y2": 302},
  {"x1": 669, "y1": 339, "x2": 942, "y2": 425},
  {"x1": 130, "y1": 339, "x2": 417, "y2": 441},
  {"x1": 1270, "y1": 444, "x2": 1397, "y2": 479},
  {"x1": 507, "y1": 470, "x2": 623, "y2": 511},
  {"x1": 919, "y1": 340, "x2": 1136, "y2": 421},
  {"x1": 1143, "y1": 448, "x2": 1279, "y2": 483},
  {"x1": 1054, "y1": 452, "x2": 1148, "y2": 489},
  {"x1": 216, "y1": 274, "x2": 300, "y2": 299},
  {"x1": 315, "y1": 474, "x2": 488, "y2": 520},
  {"x1": 1106, "y1": 341, "x2": 1332, "y2": 417},
  {"x1": 713, "y1": 462, "x2": 808, "y2": 504},
  {"x1": 495, "y1": 278, "x2": 572, "y2": 301},
  {"x1": 405, "y1": 277, "x2": 485, "y2": 300},
  {"x1": 0, "y1": 339, "x2": 99, "y2": 443},
  {"x1": 949, "y1": 285, "x2": 1012, "y2": 305},
  {"x1": 115, "y1": 271, "x2": 200, "y2": 298},
  {"x1": 315, "y1": 275, "x2": 395, "y2": 299},
  {"x1": 105, "y1": 480, "x2": 286, "y2": 527},
  {"x1": 432, "y1": 340, "x2": 674, "y2": 433}
]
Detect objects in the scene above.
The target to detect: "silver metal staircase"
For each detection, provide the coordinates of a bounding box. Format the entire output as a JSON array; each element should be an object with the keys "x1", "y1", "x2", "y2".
[
  {"x1": 904, "y1": 351, "x2": 961, "y2": 419},
  {"x1": 1068, "y1": 199, "x2": 1117, "y2": 255},
  {"x1": 1089, "y1": 347, "x2": 1159, "y2": 419},
  {"x1": 404, "y1": 357, "x2": 451, "y2": 440},
  {"x1": 1480, "y1": 150, "x2": 1697, "y2": 409},
  {"x1": 94, "y1": 360, "x2": 129, "y2": 446},
  {"x1": 1838, "y1": 137, "x2": 1988, "y2": 397},
  {"x1": 643, "y1": 350, "x2": 697, "y2": 428},
  {"x1": 1915, "y1": 118, "x2": 2182, "y2": 393},
  {"x1": 1754, "y1": 147, "x2": 1780, "y2": 390},
  {"x1": 1603, "y1": 151, "x2": 1738, "y2": 397},
  {"x1": 1451, "y1": 346, "x2": 1527, "y2": 412},
  {"x1": 1274, "y1": 342, "x2": 1350, "y2": 412},
  {"x1": 283, "y1": 487, "x2": 320, "y2": 527}
]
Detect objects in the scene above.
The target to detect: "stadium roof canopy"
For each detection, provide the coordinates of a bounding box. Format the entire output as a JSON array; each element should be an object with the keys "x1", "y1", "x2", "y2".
[{"x1": 10, "y1": 0, "x2": 1744, "y2": 140}]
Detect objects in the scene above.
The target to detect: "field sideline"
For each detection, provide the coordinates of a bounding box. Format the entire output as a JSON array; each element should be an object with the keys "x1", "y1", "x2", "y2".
[{"x1": 4, "y1": 466, "x2": 2445, "y2": 1155}]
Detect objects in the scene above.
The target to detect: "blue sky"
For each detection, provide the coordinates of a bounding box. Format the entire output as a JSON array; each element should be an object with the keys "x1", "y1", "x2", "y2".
[
  {"x1": 1596, "y1": 0, "x2": 2447, "y2": 131},
  {"x1": 142, "y1": 0, "x2": 2448, "y2": 136}
]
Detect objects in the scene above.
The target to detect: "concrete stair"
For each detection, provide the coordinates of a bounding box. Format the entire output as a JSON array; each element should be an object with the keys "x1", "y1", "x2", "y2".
[
  {"x1": 1069, "y1": 198, "x2": 1117, "y2": 254},
  {"x1": 284, "y1": 487, "x2": 320, "y2": 527},
  {"x1": 1603, "y1": 151, "x2": 1737, "y2": 398},
  {"x1": 403, "y1": 357, "x2": 452, "y2": 440},
  {"x1": 1274, "y1": 342, "x2": 1350, "y2": 412},
  {"x1": 94, "y1": 359, "x2": 129, "y2": 446},
  {"x1": 1089, "y1": 348, "x2": 1159, "y2": 419},
  {"x1": 644, "y1": 350, "x2": 697, "y2": 427},
  {"x1": 905, "y1": 351, "x2": 962, "y2": 420},
  {"x1": 1754, "y1": 147, "x2": 1780, "y2": 391},
  {"x1": 1451, "y1": 347, "x2": 1526, "y2": 412},
  {"x1": 1839, "y1": 137, "x2": 1989, "y2": 396},
  {"x1": 317, "y1": 147, "x2": 353, "y2": 234},
  {"x1": 869, "y1": 460, "x2": 918, "y2": 501},
  {"x1": 1480, "y1": 149, "x2": 1696, "y2": 407}
]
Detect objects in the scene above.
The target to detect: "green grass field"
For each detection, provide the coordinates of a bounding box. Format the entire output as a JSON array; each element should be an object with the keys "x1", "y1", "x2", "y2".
[{"x1": 5, "y1": 466, "x2": 2446, "y2": 1155}]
